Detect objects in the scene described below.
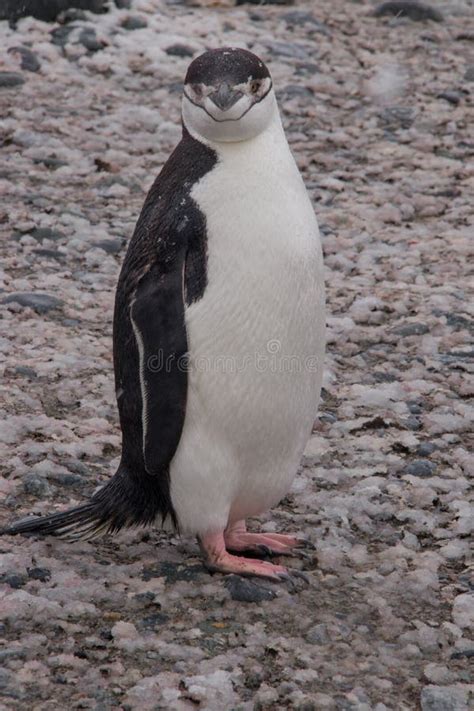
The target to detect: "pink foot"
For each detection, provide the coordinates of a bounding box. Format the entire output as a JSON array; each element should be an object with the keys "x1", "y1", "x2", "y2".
[
  {"x1": 224, "y1": 520, "x2": 309, "y2": 556},
  {"x1": 199, "y1": 530, "x2": 289, "y2": 581}
]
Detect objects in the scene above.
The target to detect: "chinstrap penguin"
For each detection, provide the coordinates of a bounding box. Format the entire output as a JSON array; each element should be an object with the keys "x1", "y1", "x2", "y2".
[{"x1": 2, "y1": 48, "x2": 326, "y2": 581}]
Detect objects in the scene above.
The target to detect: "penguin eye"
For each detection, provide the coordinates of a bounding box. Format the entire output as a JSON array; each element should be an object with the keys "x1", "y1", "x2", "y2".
[
  {"x1": 192, "y1": 84, "x2": 203, "y2": 98},
  {"x1": 250, "y1": 80, "x2": 261, "y2": 95}
]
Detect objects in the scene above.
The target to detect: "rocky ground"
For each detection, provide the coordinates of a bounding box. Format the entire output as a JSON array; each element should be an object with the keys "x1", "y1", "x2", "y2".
[{"x1": 0, "y1": 1, "x2": 473, "y2": 709}]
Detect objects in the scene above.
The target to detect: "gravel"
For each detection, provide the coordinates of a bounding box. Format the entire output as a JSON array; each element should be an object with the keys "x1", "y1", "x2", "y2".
[{"x1": 0, "y1": 0, "x2": 473, "y2": 709}]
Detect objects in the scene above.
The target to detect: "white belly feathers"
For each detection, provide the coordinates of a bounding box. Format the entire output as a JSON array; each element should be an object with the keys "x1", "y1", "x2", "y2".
[{"x1": 169, "y1": 115, "x2": 325, "y2": 535}]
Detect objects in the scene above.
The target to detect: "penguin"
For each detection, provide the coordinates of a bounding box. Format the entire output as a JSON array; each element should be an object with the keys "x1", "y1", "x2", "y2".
[{"x1": 2, "y1": 48, "x2": 326, "y2": 581}]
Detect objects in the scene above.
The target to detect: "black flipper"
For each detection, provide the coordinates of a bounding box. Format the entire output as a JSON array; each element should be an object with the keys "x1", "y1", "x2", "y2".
[
  {"x1": 2, "y1": 128, "x2": 217, "y2": 540},
  {"x1": 130, "y1": 259, "x2": 188, "y2": 475}
]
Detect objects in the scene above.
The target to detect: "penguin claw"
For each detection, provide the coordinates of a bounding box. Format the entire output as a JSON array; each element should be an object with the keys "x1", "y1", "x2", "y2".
[
  {"x1": 256, "y1": 544, "x2": 274, "y2": 557},
  {"x1": 295, "y1": 536, "x2": 316, "y2": 551},
  {"x1": 290, "y1": 548, "x2": 313, "y2": 561},
  {"x1": 277, "y1": 569, "x2": 311, "y2": 591}
]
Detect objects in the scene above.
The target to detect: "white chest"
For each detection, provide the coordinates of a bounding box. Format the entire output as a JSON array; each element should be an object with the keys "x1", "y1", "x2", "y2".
[
  {"x1": 188, "y1": 118, "x2": 324, "y2": 360},
  {"x1": 169, "y1": 118, "x2": 325, "y2": 533}
]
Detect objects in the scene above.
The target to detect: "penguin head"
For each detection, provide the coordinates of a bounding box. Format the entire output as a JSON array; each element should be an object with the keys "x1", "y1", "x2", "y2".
[{"x1": 182, "y1": 48, "x2": 276, "y2": 143}]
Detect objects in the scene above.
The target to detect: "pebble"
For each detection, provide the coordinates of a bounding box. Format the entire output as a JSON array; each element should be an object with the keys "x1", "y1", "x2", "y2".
[
  {"x1": 416, "y1": 442, "x2": 437, "y2": 456},
  {"x1": 50, "y1": 26, "x2": 75, "y2": 47},
  {"x1": 266, "y1": 41, "x2": 310, "y2": 60},
  {"x1": 14, "y1": 366, "x2": 38, "y2": 379},
  {"x1": 0, "y1": 72, "x2": 25, "y2": 88},
  {"x1": 305, "y1": 623, "x2": 330, "y2": 645},
  {"x1": 7, "y1": 47, "x2": 41, "y2": 72},
  {"x1": 27, "y1": 567, "x2": 52, "y2": 582},
  {"x1": 464, "y1": 66, "x2": 474, "y2": 82},
  {"x1": 32, "y1": 248, "x2": 65, "y2": 261},
  {"x1": 22, "y1": 473, "x2": 52, "y2": 496},
  {"x1": 437, "y1": 91, "x2": 462, "y2": 106},
  {"x1": 224, "y1": 575, "x2": 277, "y2": 603},
  {"x1": 165, "y1": 44, "x2": 195, "y2": 58},
  {"x1": 420, "y1": 685, "x2": 470, "y2": 711},
  {"x1": 121, "y1": 16, "x2": 148, "y2": 31},
  {"x1": 282, "y1": 11, "x2": 329, "y2": 35},
  {"x1": 79, "y1": 28, "x2": 105, "y2": 53},
  {"x1": 405, "y1": 459, "x2": 436, "y2": 477},
  {"x1": 373, "y1": 2, "x2": 443, "y2": 22},
  {"x1": 393, "y1": 322, "x2": 430, "y2": 337},
  {"x1": 0, "y1": 573, "x2": 28, "y2": 589},
  {"x1": 2, "y1": 292, "x2": 64, "y2": 314},
  {"x1": 378, "y1": 106, "x2": 416, "y2": 130},
  {"x1": 2, "y1": 1, "x2": 109, "y2": 22},
  {"x1": 29, "y1": 227, "x2": 66, "y2": 242},
  {"x1": 93, "y1": 238, "x2": 124, "y2": 254}
]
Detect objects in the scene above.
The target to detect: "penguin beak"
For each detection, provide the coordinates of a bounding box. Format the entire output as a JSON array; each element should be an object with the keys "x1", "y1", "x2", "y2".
[{"x1": 209, "y1": 83, "x2": 243, "y2": 111}]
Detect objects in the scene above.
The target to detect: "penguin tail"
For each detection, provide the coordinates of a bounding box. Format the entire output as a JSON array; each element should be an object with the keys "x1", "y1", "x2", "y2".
[{"x1": 0, "y1": 463, "x2": 176, "y2": 540}]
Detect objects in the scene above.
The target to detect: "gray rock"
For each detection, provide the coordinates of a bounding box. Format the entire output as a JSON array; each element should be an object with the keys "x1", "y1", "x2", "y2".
[
  {"x1": 378, "y1": 106, "x2": 416, "y2": 130},
  {"x1": 416, "y1": 442, "x2": 437, "y2": 456},
  {"x1": 320, "y1": 412, "x2": 337, "y2": 424},
  {"x1": 420, "y1": 685, "x2": 470, "y2": 711},
  {"x1": 79, "y1": 28, "x2": 105, "y2": 53},
  {"x1": 165, "y1": 43, "x2": 195, "y2": 58},
  {"x1": 48, "y1": 471, "x2": 87, "y2": 487},
  {"x1": 393, "y1": 322, "x2": 430, "y2": 336},
  {"x1": 305, "y1": 623, "x2": 330, "y2": 644},
  {"x1": 14, "y1": 366, "x2": 38, "y2": 379},
  {"x1": 464, "y1": 66, "x2": 474, "y2": 82},
  {"x1": 32, "y1": 248, "x2": 65, "y2": 261},
  {"x1": 7, "y1": 47, "x2": 41, "y2": 72},
  {"x1": 0, "y1": 649, "x2": 27, "y2": 661},
  {"x1": 137, "y1": 612, "x2": 169, "y2": 630},
  {"x1": 93, "y1": 238, "x2": 124, "y2": 254},
  {"x1": 437, "y1": 91, "x2": 462, "y2": 106},
  {"x1": 451, "y1": 649, "x2": 474, "y2": 660},
  {"x1": 30, "y1": 227, "x2": 66, "y2": 242},
  {"x1": 407, "y1": 400, "x2": 423, "y2": 414},
  {"x1": 142, "y1": 562, "x2": 205, "y2": 583},
  {"x1": 373, "y1": 2, "x2": 443, "y2": 23},
  {"x1": 2, "y1": 292, "x2": 64, "y2": 314},
  {"x1": 22, "y1": 473, "x2": 52, "y2": 496},
  {"x1": 0, "y1": 669, "x2": 12, "y2": 691},
  {"x1": 0, "y1": 72, "x2": 25, "y2": 89},
  {"x1": 50, "y1": 25, "x2": 75, "y2": 47},
  {"x1": 33, "y1": 156, "x2": 68, "y2": 169},
  {"x1": 224, "y1": 575, "x2": 277, "y2": 603},
  {"x1": 282, "y1": 11, "x2": 329, "y2": 34},
  {"x1": 66, "y1": 460, "x2": 89, "y2": 476},
  {"x1": 281, "y1": 85, "x2": 313, "y2": 99},
  {"x1": 121, "y1": 15, "x2": 148, "y2": 30},
  {"x1": 445, "y1": 313, "x2": 472, "y2": 331},
  {"x1": 406, "y1": 459, "x2": 436, "y2": 477},
  {"x1": 0, "y1": 572, "x2": 27, "y2": 588},
  {"x1": 27, "y1": 567, "x2": 52, "y2": 582},
  {"x1": 267, "y1": 42, "x2": 310, "y2": 60},
  {"x1": 0, "y1": 1, "x2": 109, "y2": 23},
  {"x1": 404, "y1": 416, "x2": 423, "y2": 431}
]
